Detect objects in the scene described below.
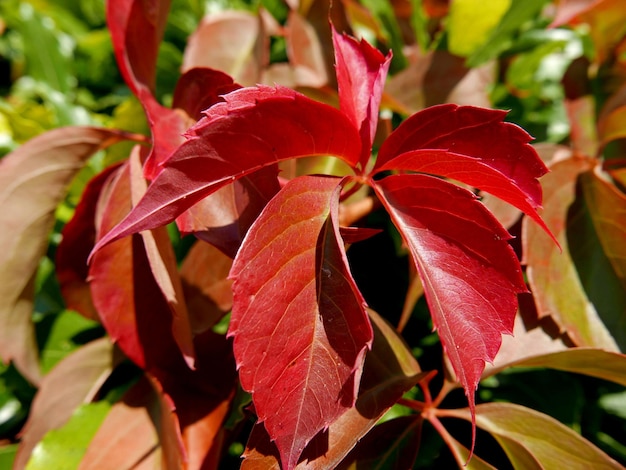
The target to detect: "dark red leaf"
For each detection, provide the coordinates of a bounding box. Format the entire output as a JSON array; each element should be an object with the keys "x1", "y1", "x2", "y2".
[
  {"x1": 154, "y1": 329, "x2": 238, "y2": 470},
  {"x1": 374, "y1": 173, "x2": 527, "y2": 440},
  {"x1": 332, "y1": 27, "x2": 391, "y2": 170},
  {"x1": 175, "y1": 166, "x2": 281, "y2": 258},
  {"x1": 374, "y1": 104, "x2": 552, "y2": 240},
  {"x1": 89, "y1": 160, "x2": 183, "y2": 372},
  {"x1": 56, "y1": 164, "x2": 122, "y2": 322},
  {"x1": 229, "y1": 175, "x2": 372, "y2": 470},
  {"x1": 128, "y1": 150, "x2": 195, "y2": 368},
  {"x1": 242, "y1": 308, "x2": 424, "y2": 469},
  {"x1": 91, "y1": 86, "x2": 361, "y2": 254},
  {"x1": 376, "y1": 148, "x2": 555, "y2": 242},
  {"x1": 107, "y1": 0, "x2": 170, "y2": 97},
  {"x1": 179, "y1": 241, "x2": 233, "y2": 334}
]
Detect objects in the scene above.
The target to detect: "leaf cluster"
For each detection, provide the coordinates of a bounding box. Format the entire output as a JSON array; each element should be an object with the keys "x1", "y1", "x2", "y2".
[{"x1": 1, "y1": 0, "x2": 626, "y2": 469}]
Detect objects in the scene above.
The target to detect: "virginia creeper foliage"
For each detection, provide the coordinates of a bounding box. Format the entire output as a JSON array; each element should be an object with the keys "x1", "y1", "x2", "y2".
[
  {"x1": 91, "y1": 26, "x2": 553, "y2": 469},
  {"x1": 4, "y1": 0, "x2": 626, "y2": 468}
]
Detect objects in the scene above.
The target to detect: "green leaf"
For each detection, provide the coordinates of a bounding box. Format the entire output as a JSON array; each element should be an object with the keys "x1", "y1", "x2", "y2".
[
  {"x1": 447, "y1": 0, "x2": 511, "y2": 58},
  {"x1": 25, "y1": 401, "x2": 110, "y2": 470},
  {"x1": 466, "y1": 0, "x2": 551, "y2": 67},
  {"x1": 599, "y1": 390, "x2": 626, "y2": 420},
  {"x1": 444, "y1": 403, "x2": 624, "y2": 469},
  {"x1": 10, "y1": 2, "x2": 75, "y2": 93},
  {"x1": 0, "y1": 443, "x2": 19, "y2": 469},
  {"x1": 511, "y1": 349, "x2": 626, "y2": 388}
]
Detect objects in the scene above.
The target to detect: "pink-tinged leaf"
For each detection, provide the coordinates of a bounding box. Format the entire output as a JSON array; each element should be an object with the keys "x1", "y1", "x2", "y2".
[
  {"x1": 508, "y1": 348, "x2": 626, "y2": 388},
  {"x1": 126, "y1": 148, "x2": 196, "y2": 369},
  {"x1": 182, "y1": 10, "x2": 264, "y2": 86},
  {"x1": 172, "y1": 68, "x2": 241, "y2": 121},
  {"x1": 14, "y1": 338, "x2": 122, "y2": 469},
  {"x1": 484, "y1": 306, "x2": 569, "y2": 378},
  {"x1": 442, "y1": 403, "x2": 624, "y2": 469},
  {"x1": 376, "y1": 148, "x2": 555, "y2": 243},
  {"x1": 91, "y1": 85, "x2": 361, "y2": 253},
  {"x1": 242, "y1": 309, "x2": 424, "y2": 469},
  {"x1": 107, "y1": 0, "x2": 170, "y2": 98},
  {"x1": 284, "y1": 11, "x2": 329, "y2": 88},
  {"x1": 176, "y1": 166, "x2": 281, "y2": 258},
  {"x1": 229, "y1": 175, "x2": 372, "y2": 470},
  {"x1": 0, "y1": 126, "x2": 132, "y2": 384},
  {"x1": 385, "y1": 48, "x2": 494, "y2": 113},
  {"x1": 332, "y1": 27, "x2": 391, "y2": 169},
  {"x1": 79, "y1": 377, "x2": 161, "y2": 470},
  {"x1": 550, "y1": 0, "x2": 626, "y2": 64},
  {"x1": 56, "y1": 164, "x2": 122, "y2": 322},
  {"x1": 522, "y1": 155, "x2": 619, "y2": 349},
  {"x1": 180, "y1": 241, "x2": 233, "y2": 334},
  {"x1": 374, "y1": 173, "x2": 527, "y2": 441},
  {"x1": 374, "y1": 104, "x2": 550, "y2": 234},
  {"x1": 89, "y1": 162, "x2": 184, "y2": 372}
]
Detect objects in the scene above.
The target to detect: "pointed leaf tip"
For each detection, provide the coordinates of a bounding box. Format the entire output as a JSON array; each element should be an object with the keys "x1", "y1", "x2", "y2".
[{"x1": 332, "y1": 27, "x2": 391, "y2": 169}]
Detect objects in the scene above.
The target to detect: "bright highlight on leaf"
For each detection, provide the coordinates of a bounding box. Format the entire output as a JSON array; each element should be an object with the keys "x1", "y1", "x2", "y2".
[{"x1": 87, "y1": 23, "x2": 556, "y2": 469}]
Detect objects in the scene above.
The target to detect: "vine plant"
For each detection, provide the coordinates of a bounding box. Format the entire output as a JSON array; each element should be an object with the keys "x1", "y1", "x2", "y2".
[{"x1": 1, "y1": 0, "x2": 625, "y2": 469}]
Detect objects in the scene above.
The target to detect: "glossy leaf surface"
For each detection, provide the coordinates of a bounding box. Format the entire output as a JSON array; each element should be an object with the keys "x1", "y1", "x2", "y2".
[
  {"x1": 445, "y1": 403, "x2": 624, "y2": 469},
  {"x1": 523, "y1": 155, "x2": 618, "y2": 349},
  {"x1": 0, "y1": 127, "x2": 130, "y2": 383},
  {"x1": 230, "y1": 176, "x2": 372, "y2": 470},
  {"x1": 92, "y1": 86, "x2": 361, "y2": 253},
  {"x1": 14, "y1": 339, "x2": 121, "y2": 469},
  {"x1": 242, "y1": 309, "x2": 424, "y2": 469},
  {"x1": 375, "y1": 173, "x2": 526, "y2": 422}
]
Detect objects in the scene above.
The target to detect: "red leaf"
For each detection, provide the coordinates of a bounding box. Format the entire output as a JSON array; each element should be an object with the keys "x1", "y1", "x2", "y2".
[
  {"x1": 128, "y1": 149, "x2": 195, "y2": 369},
  {"x1": 107, "y1": 0, "x2": 170, "y2": 97},
  {"x1": 56, "y1": 164, "x2": 121, "y2": 322},
  {"x1": 172, "y1": 67, "x2": 241, "y2": 121},
  {"x1": 374, "y1": 173, "x2": 527, "y2": 441},
  {"x1": 91, "y1": 86, "x2": 360, "y2": 254},
  {"x1": 0, "y1": 126, "x2": 132, "y2": 384},
  {"x1": 332, "y1": 27, "x2": 391, "y2": 169},
  {"x1": 242, "y1": 309, "x2": 424, "y2": 469},
  {"x1": 229, "y1": 175, "x2": 372, "y2": 470},
  {"x1": 89, "y1": 161, "x2": 183, "y2": 372},
  {"x1": 175, "y1": 166, "x2": 281, "y2": 258},
  {"x1": 374, "y1": 104, "x2": 553, "y2": 239},
  {"x1": 376, "y1": 148, "x2": 555, "y2": 242},
  {"x1": 107, "y1": 0, "x2": 195, "y2": 179}
]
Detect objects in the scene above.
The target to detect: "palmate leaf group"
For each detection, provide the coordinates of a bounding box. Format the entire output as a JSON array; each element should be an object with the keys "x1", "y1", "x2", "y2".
[{"x1": 90, "y1": 27, "x2": 554, "y2": 469}]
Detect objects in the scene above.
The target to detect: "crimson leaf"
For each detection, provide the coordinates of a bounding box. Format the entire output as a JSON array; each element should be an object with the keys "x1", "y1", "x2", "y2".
[
  {"x1": 332, "y1": 27, "x2": 391, "y2": 170},
  {"x1": 229, "y1": 175, "x2": 372, "y2": 470},
  {"x1": 374, "y1": 173, "x2": 527, "y2": 434},
  {"x1": 91, "y1": 86, "x2": 360, "y2": 254}
]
